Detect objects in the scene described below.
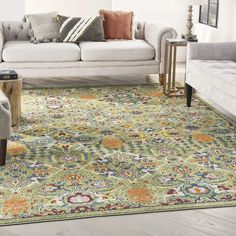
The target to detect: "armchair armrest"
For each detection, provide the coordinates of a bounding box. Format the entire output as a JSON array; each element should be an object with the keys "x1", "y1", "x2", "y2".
[
  {"x1": 187, "y1": 42, "x2": 236, "y2": 61},
  {"x1": 144, "y1": 22, "x2": 177, "y2": 73},
  {"x1": 0, "y1": 22, "x2": 4, "y2": 62},
  {"x1": 0, "y1": 90, "x2": 11, "y2": 139}
]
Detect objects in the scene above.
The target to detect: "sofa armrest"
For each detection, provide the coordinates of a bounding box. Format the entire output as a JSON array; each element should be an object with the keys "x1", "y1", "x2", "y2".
[
  {"x1": 144, "y1": 22, "x2": 177, "y2": 73},
  {"x1": 187, "y1": 42, "x2": 236, "y2": 61},
  {"x1": 0, "y1": 22, "x2": 4, "y2": 62},
  {"x1": 0, "y1": 91, "x2": 11, "y2": 139}
]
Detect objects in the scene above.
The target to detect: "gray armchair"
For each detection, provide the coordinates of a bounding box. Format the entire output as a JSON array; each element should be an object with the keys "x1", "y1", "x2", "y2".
[
  {"x1": 186, "y1": 42, "x2": 236, "y2": 117},
  {"x1": 0, "y1": 90, "x2": 11, "y2": 166}
]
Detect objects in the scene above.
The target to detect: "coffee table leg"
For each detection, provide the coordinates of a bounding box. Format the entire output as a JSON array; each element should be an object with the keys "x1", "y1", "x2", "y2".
[
  {"x1": 0, "y1": 79, "x2": 22, "y2": 127},
  {"x1": 0, "y1": 139, "x2": 7, "y2": 166}
]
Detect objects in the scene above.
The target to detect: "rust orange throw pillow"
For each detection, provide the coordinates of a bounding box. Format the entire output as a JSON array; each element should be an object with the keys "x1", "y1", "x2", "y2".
[{"x1": 100, "y1": 9, "x2": 133, "y2": 40}]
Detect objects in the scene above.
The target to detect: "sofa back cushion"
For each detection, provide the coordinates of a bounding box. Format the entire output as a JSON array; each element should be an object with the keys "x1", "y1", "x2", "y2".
[
  {"x1": 135, "y1": 22, "x2": 144, "y2": 40},
  {"x1": 1, "y1": 21, "x2": 145, "y2": 42},
  {"x1": 2, "y1": 22, "x2": 33, "y2": 41}
]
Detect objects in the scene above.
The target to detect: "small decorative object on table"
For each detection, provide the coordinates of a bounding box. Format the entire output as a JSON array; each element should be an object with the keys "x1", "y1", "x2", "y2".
[
  {"x1": 0, "y1": 70, "x2": 18, "y2": 80},
  {"x1": 163, "y1": 38, "x2": 188, "y2": 97},
  {"x1": 0, "y1": 71, "x2": 22, "y2": 127},
  {"x1": 178, "y1": 0, "x2": 207, "y2": 42}
]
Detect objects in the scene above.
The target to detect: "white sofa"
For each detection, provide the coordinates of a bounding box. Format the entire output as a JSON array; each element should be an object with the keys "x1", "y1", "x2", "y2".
[
  {"x1": 0, "y1": 21, "x2": 177, "y2": 80},
  {"x1": 186, "y1": 42, "x2": 236, "y2": 117},
  {"x1": 0, "y1": 90, "x2": 11, "y2": 166}
]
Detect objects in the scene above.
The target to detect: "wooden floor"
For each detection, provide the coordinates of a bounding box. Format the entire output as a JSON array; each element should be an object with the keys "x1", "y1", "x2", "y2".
[
  {"x1": 1, "y1": 72, "x2": 235, "y2": 235},
  {"x1": 0, "y1": 207, "x2": 236, "y2": 236}
]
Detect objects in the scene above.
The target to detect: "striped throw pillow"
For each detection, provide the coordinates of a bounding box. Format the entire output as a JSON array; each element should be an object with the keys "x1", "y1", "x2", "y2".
[{"x1": 58, "y1": 15, "x2": 105, "y2": 42}]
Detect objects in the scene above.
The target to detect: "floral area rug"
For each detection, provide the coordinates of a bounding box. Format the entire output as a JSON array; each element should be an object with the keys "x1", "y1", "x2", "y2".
[{"x1": 0, "y1": 85, "x2": 235, "y2": 226}]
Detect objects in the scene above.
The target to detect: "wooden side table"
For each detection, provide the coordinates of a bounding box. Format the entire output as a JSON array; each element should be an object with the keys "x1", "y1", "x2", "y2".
[
  {"x1": 163, "y1": 38, "x2": 188, "y2": 97},
  {"x1": 0, "y1": 77, "x2": 23, "y2": 127}
]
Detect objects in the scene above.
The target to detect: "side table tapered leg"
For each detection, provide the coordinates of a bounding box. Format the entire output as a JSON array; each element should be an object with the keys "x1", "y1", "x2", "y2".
[
  {"x1": 172, "y1": 45, "x2": 177, "y2": 89},
  {"x1": 167, "y1": 46, "x2": 172, "y2": 95},
  {"x1": 186, "y1": 83, "x2": 193, "y2": 107},
  {"x1": 163, "y1": 39, "x2": 188, "y2": 97},
  {"x1": 0, "y1": 139, "x2": 7, "y2": 166},
  {"x1": 163, "y1": 42, "x2": 169, "y2": 95}
]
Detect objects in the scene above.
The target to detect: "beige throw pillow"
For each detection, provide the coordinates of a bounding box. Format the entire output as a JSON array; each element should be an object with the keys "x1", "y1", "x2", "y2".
[{"x1": 25, "y1": 12, "x2": 60, "y2": 43}]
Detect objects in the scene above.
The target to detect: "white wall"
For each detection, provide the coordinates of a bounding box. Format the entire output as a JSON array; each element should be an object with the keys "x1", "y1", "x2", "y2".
[
  {"x1": 0, "y1": 0, "x2": 25, "y2": 21},
  {"x1": 112, "y1": 0, "x2": 199, "y2": 61},
  {"x1": 0, "y1": 0, "x2": 111, "y2": 21},
  {"x1": 2, "y1": 0, "x2": 235, "y2": 43},
  {"x1": 113, "y1": 0, "x2": 236, "y2": 42},
  {"x1": 112, "y1": 0, "x2": 199, "y2": 41},
  {"x1": 232, "y1": 1, "x2": 236, "y2": 40},
  {"x1": 25, "y1": 0, "x2": 112, "y2": 16},
  {"x1": 196, "y1": 0, "x2": 235, "y2": 42},
  {"x1": 113, "y1": 0, "x2": 236, "y2": 60}
]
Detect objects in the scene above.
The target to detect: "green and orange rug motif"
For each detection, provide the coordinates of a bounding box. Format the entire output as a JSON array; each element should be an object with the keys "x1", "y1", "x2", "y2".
[{"x1": 0, "y1": 85, "x2": 235, "y2": 226}]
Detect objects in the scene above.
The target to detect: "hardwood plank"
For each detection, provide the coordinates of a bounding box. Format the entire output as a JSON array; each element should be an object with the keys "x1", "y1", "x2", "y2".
[
  {"x1": 0, "y1": 217, "x2": 154, "y2": 236},
  {"x1": 156, "y1": 210, "x2": 236, "y2": 236},
  {"x1": 1, "y1": 207, "x2": 235, "y2": 236},
  {"x1": 196, "y1": 208, "x2": 236, "y2": 224}
]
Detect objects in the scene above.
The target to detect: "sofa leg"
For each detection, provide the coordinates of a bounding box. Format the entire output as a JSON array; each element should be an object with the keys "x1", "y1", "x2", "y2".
[
  {"x1": 159, "y1": 74, "x2": 165, "y2": 86},
  {"x1": 0, "y1": 139, "x2": 7, "y2": 166},
  {"x1": 186, "y1": 83, "x2": 193, "y2": 107}
]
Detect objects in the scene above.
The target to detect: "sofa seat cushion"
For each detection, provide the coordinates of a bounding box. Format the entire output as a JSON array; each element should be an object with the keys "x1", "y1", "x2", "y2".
[
  {"x1": 2, "y1": 41, "x2": 81, "y2": 62},
  {"x1": 187, "y1": 60, "x2": 236, "y2": 98},
  {"x1": 79, "y1": 40, "x2": 155, "y2": 61}
]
